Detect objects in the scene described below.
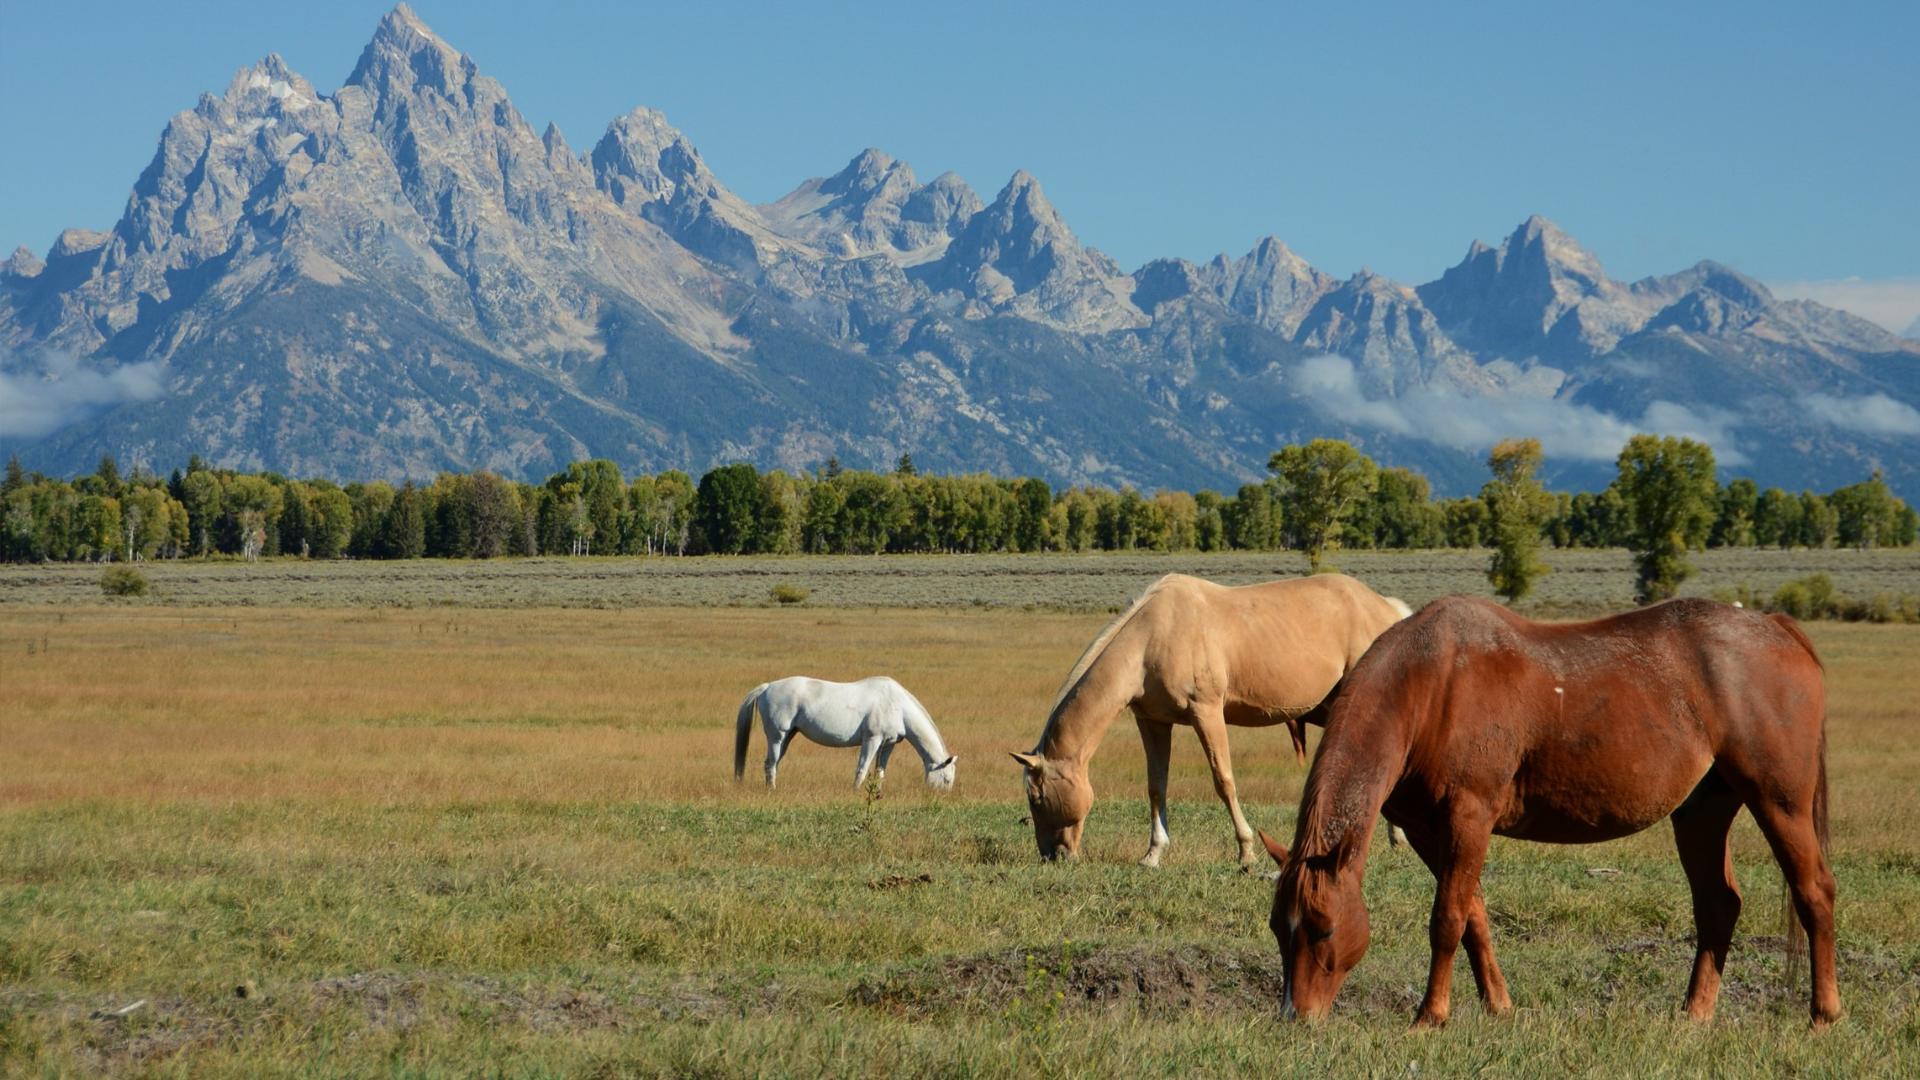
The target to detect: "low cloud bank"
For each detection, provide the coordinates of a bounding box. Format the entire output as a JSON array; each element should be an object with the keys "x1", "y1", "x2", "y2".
[
  {"x1": 1295, "y1": 355, "x2": 1749, "y2": 465},
  {"x1": 1803, "y1": 392, "x2": 1920, "y2": 437},
  {"x1": 0, "y1": 352, "x2": 165, "y2": 440}
]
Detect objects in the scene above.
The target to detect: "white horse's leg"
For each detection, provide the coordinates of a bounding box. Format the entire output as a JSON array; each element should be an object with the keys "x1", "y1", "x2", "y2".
[
  {"x1": 1137, "y1": 716, "x2": 1174, "y2": 868},
  {"x1": 854, "y1": 735, "x2": 883, "y2": 789},
  {"x1": 874, "y1": 739, "x2": 898, "y2": 784},
  {"x1": 766, "y1": 728, "x2": 796, "y2": 789}
]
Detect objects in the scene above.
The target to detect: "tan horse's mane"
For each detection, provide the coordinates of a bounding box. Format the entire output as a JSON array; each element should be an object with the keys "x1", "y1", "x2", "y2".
[{"x1": 1035, "y1": 575, "x2": 1180, "y2": 746}]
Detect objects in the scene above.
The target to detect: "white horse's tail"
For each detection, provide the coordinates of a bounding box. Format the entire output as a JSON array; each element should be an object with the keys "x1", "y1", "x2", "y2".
[
  {"x1": 734, "y1": 683, "x2": 769, "y2": 781},
  {"x1": 1385, "y1": 595, "x2": 1414, "y2": 620}
]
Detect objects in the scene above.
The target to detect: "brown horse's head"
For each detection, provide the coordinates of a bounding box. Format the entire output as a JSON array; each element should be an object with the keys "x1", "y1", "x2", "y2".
[
  {"x1": 1262, "y1": 831, "x2": 1369, "y2": 1019},
  {"x1": 1011, "y1": 752, "x2": 1092, "y2": 860}
]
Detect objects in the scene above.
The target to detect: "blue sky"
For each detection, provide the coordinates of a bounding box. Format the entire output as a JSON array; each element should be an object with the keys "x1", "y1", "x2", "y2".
[{"x1": 3, "y1": 0, "x2": 1915, "y2": 326}]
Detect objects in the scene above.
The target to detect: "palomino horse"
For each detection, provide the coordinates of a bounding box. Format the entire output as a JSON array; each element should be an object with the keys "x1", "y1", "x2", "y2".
[
  {"x1": 1263, "y1": 596, "x2": 1838, "y2": 1028},
  {"x1": 1012, "y1": 573, "x2": 1412, "y2": 868},
  {"x1": 735, "y1": 676, "x2": 957, "y2": 791}
]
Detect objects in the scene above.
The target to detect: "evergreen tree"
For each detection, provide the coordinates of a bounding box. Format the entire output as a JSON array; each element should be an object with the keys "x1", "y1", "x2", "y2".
[
  {"x1": 385, "y1": 482, "x2": 427, "y2": 559},
  {"x1": 696, "y1": 463, "x2": 764, "y2": 554}
]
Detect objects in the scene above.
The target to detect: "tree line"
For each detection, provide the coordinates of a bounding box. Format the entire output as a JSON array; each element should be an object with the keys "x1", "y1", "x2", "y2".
[{"x1": 2, "y1": 441, "x2": 1911, "y2": 599}]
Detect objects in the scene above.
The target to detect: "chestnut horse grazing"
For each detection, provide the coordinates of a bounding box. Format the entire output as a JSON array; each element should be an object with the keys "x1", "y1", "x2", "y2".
[
  {"x1": 1263, "y1": 596, "x2": 1838, "y2": 1028},
  {"x1": 1012, "y1": 573, "x2": 1412, "y2": 867}
]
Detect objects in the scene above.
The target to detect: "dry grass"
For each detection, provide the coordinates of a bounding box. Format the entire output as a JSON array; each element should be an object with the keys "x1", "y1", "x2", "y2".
[
  {"x1": 3, "y1": 602, "x2": 1918, "y2": 1077},
  {"x1": 5, "y1": 606, "x2": 1918, "y2": 858}
]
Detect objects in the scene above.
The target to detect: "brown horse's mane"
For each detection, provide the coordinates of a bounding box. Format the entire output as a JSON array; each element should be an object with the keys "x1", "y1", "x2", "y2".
[{"x1": 1286, "y1": 607, "x2": 1425, "y2": 863}]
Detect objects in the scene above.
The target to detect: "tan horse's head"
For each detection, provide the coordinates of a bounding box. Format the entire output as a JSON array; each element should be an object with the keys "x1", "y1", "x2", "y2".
[
  {"x1": 1010, "y1": 752, "x2": 1092, "y2": 860},
  {"x1": 1263, "y1": 831, "x2": 1369, "y2": 1019}
]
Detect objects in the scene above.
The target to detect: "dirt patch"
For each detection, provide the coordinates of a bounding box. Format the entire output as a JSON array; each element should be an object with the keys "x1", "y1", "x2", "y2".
[
  {"x1": 868, "y1": 872, "x2": 935, "y2": 891},
  {"x1": 849, "y1": 944, "x2": 1284, "y2": 1017}
]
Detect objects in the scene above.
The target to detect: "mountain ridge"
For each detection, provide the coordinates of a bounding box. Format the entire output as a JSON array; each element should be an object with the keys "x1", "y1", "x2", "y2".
[{"x1": 4, "y1": 5, "x2": 1916, "y2": 496}]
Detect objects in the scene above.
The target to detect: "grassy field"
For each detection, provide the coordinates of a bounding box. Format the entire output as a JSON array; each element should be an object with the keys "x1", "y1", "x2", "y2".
[
  {"x1": 3, "y1": 586, "x2": 1918, "y2": 1077},
  {"x1": 4, "y1": 547, "x2": 1918, "y2": 613}
]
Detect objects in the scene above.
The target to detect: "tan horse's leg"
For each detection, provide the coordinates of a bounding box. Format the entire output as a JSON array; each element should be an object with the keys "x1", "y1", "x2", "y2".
[
  {"x1": 1670, "y1": 772, "x2": 1745, "y2": 1021},
  {"x1": 1136, "y1": 716, "x2": 1174, "y2": 868},
  {"x1": 1404, "y1": 826, "x2": 1509, "y2": 1018},
  {"x1": 1189, "y1": 701, "x2": 1256, "y2": 867},
  {"x1": 1743, "y1": 796, "x2": 1842, "y2": 1028}
]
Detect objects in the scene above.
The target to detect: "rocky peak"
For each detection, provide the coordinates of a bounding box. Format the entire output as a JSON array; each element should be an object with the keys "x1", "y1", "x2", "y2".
[
  {"x1": 823, "y1": 149, "x2": 913, "y2": 198},
  {"x1": 759, "y1": 151, "x2": 979, "y2": 263},
  {"x1": 918, "y1": 170, "x2": 1144, "y2": 332},
  {"x1": 1130, "y1": 258, "x2": 1208, "y2": 312},
  {"x1": 591, "y1": 108, "x2": 707, "y2": 209},
  {"x1": 900, "y1": 172, "x2": 981, "y2": 231},
  {"x1": 1193, "y1": 236, "x2": 1335, "y2": 337},
  {"x1": 346, "y1": 4, "x2": 473, "y2": 99},
  {"x1": 1295, "y1": 270, "x2": 1472, "y2": 394},
  {"x1": 1, "y1": 246, "x2": 43, "y2": 279},
  {"x1": 1417, "y1": 215, "x2": 1645, "y2": 361},
  {"x1": 590, "y1": 107, "x2": 784, "y2": 273}
]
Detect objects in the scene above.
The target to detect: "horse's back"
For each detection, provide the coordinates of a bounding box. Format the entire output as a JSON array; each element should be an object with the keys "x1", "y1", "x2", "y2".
[
  {"x1": 1125, "y1": 573, "x2": 1402, "y2": 718},
  {"x1": 1367, "y1": 596, "x2": 1824, "y2": 839}
]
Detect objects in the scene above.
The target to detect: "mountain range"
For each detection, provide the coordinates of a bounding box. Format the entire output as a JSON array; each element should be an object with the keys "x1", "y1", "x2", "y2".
[{"x1": 3, "y1": 5, "x2": 1916, "y2": 496}]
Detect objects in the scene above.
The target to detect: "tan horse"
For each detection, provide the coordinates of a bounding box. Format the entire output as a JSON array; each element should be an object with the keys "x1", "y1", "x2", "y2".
[
  {"x1": 1011, "y1": 573, "x2": 1412, "y2": 867},
  {"x1": 1263, "y1": 596, "x2": 1837, "y2": 1028}
]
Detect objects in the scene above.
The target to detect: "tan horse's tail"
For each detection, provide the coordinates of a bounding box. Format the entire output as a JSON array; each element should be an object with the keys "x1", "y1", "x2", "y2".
[
  {"x1": 734, "y1": 684, "x2": 768, "y2": 781},
  {"x1": 1768, "y1": 612, "x2": 1827, "y2": 987}
]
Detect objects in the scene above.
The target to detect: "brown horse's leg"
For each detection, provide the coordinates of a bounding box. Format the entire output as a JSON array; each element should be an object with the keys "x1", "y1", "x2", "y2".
[
  {"x1": 1136, "y1": 716, "x2": 1174, "y2": 868},
  {"x1": 1742, "y1": 796, "x2": 1842, "y2": 1028},
  {"x1": 1404, "y1": 826, "x2": 1509, "y2": 1018},
  {"x1": 1670, "y1": 770, "x2": 1744, "y2": 1021},
  {"x1": 1189, "y1": 701, "x2": 1256, "y2": 867}
]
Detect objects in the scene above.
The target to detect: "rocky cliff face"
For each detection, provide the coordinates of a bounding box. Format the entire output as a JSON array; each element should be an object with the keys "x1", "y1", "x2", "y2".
[{"x1": 4, "y1": 4, "x2": 1916, "y2": 495}]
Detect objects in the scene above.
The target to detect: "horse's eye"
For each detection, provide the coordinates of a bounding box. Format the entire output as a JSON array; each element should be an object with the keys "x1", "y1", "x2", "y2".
[{"x1": 1307, "y1": 926, "x2": 1334, "y2": 943}]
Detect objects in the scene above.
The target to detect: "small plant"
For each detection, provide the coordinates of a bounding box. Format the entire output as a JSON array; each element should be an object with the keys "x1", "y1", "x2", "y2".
[
  {"x1": 1768, "y1": 573, "x2": 1838, "y2": 620},
  {"x1": 768, "y1": 583, "x2": 810, "y2": 605},
  {"x1": 99, "y1": 566, "x2": 149, "y2": 597}
]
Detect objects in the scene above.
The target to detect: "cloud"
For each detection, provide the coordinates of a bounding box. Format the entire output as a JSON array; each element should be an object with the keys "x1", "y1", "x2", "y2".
[
  {"x1": 1295, "y1": 355, "x2": 1749, "y2": 465},
  {"x1": 1766, "y1": 277, "x2": 1920, "y2": 338},
  {"x1": 1803, "y1": 392, "x2": 1920, "y2": 437},
  {"x1": 0, "y1": 352, "x2": 166, "y2": 440}
]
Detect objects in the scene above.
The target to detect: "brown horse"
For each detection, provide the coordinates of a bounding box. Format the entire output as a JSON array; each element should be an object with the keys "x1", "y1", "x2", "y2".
[
  {"x1": 1012, "y1": 572, "x2": 1411, "y2": 867},
  {"x1": 1262, "y1": 596, "x2": 1838, "y2": 1028}
]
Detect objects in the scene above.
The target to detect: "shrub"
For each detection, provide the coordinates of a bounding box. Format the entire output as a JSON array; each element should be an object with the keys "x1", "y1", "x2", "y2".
[
  {"x1": 100, "y1": 566, "x2": 150, "y2": 597},
  {"x1": 768, "y1": 583, "x2": 811, "y2": 605},
  {"x1": 1768, "y1": 573, "x2": 1837, "y2": 620}
]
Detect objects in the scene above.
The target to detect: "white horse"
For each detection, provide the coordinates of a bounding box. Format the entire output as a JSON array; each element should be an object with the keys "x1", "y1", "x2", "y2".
[{"x1": 734, "y1": 676, "x2": 958, "y2": 791}]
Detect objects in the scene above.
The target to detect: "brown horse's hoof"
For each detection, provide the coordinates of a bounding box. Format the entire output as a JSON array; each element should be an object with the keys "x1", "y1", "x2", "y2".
[{"x1": 1409, "y1": 1011, "x2": 1448, "y2": 1030}]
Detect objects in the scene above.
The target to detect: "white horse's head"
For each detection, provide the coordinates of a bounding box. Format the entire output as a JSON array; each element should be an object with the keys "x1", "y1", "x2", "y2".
[{"x1": 924, "y1": 755, "x2": 957, "y2": 790}]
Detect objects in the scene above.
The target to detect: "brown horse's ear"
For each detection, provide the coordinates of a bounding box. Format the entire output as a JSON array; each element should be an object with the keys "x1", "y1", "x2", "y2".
[
  {"x1": 1009, "y1": 751, "x2": 1044, "y2": 770},
  {"x1": 1260, "y1": 830, "x2": 1289, "y2": 866}
]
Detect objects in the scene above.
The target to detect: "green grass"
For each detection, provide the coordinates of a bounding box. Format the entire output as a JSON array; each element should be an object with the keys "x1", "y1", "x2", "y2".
[
  {"x1": 3, "y1": 603, "x2": 1916, "y2": 1077},
  {"x1": 3, "y1": 547, "x2": 1917, "y2": 613},
  {"x1": 4, "y1": 796, "x2": 1917, "y2": 1078}
]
